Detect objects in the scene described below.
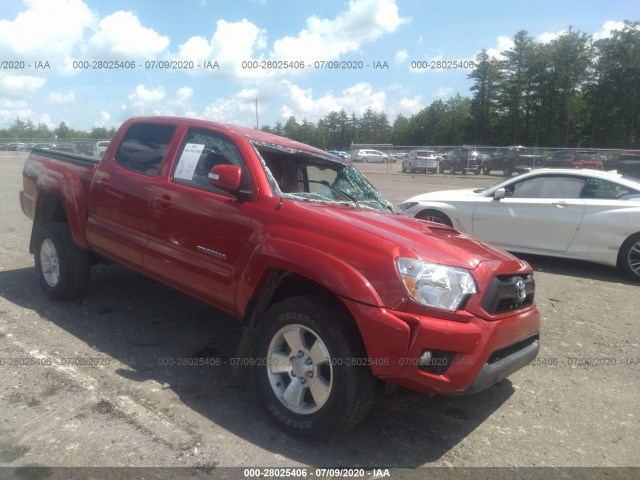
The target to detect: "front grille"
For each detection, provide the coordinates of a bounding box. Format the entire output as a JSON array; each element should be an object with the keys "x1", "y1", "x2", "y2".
[{"x1": 482, "y1": 274, "x2": 535, "y2": 315}]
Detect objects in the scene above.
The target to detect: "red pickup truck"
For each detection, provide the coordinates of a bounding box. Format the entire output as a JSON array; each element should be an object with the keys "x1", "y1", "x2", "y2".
[{"x1": 20, "y1": 116, "x2": 540, "y2": 437}]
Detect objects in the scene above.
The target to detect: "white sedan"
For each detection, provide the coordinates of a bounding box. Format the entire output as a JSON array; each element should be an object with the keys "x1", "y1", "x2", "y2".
[{"x1": 397, "y1": 169, "x2": 640, "y2": 281}]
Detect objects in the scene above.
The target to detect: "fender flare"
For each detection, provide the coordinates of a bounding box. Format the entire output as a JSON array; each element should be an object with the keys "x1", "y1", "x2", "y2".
[
  {"x1": 32, "y1": 173, "x2": 90, "y2": 251},
  {"x1": 237, "y1": 237, "x2": 384, "y2": 316}
]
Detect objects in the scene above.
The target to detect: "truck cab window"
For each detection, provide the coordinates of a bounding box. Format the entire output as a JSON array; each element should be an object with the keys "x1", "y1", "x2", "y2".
[
  {"x1": 114, "y1": 123, "x2": 176, "y2": 176},
  {"x1": 171, "y1": 129, "x2": 251, "y2": 195}
]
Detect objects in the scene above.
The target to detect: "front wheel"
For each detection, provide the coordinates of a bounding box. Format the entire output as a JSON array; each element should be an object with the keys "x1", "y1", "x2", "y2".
[
  {"x1": 35, "y1": 223, "x2": 90, "y2": 300},
  {"x1": 253, "y1": 295, "x2": 376, "y2": 437},
  {"x1": 618, "y1": 233, "x2": 640, "y2": 282},
  {"x1": 416, "y1": 209, "x2": 453, "y2": 227}
]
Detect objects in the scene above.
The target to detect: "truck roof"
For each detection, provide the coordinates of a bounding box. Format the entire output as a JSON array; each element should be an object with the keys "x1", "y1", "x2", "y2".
[{"x1": 128, "y1": 116, "x2": 331, "y2": 158}]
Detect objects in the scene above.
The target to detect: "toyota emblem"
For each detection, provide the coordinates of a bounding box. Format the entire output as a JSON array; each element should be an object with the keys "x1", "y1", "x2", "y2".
[{"x1": 515, "y1": 279, "x2": 527, "y2": 302}]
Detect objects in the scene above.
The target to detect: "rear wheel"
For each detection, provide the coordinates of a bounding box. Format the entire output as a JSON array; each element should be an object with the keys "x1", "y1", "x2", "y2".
[
  {"x1": 416, "y1": 209, "x2": 453, "y2": 227},
  {"x1": 618, "y1": 233, "x2": 640, "y2": 282},
  {"x1": 253, "y1": 295, "x2": 376, "y2": 437},
  {"x1": 483, "y1": 166, "x2": 491, "y2": 175},
  {"x1": 504, "y1": 163, "x2": 514, "y2": 177},
  {"x1": 35, "y1": 223, "x2": 90, "y2": 300}
]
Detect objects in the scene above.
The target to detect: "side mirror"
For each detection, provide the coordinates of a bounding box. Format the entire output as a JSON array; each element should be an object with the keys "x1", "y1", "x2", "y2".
[
  {"x1": 493, "y1": 188, "x2": 506, "y2": 200},
  {"x1": 208, "y1": 164, "x2": 242, "y2": 193}
]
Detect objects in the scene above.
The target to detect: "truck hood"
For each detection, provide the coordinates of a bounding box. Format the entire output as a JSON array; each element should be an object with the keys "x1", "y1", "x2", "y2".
[{"x1": 292, "y1": 200, "x2": 521, "y2": 271}]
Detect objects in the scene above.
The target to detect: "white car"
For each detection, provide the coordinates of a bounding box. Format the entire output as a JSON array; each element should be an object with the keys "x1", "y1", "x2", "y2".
[
  {"x1": 402, "y1": 150, "x2": 441, "y2": 174},
  {"x1": 354, "y1": 149, "x2": 389, "y2": 163},
  {"x1": 96, "y1": 140, "x2": 110, "y2": 158},
  {"x1": 397, "y1": 169, "x2": 640, "y2": 281}
]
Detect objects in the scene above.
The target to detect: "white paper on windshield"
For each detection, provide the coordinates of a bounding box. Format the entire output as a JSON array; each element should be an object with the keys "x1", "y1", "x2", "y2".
[{"x1": 174, "y1": 143, "x2": 205, "y2": 180}]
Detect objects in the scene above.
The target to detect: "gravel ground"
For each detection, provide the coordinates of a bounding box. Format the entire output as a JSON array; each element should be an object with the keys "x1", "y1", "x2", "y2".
[{"x1": 0, "y1": 153, "x2": 638, "y2": 478}]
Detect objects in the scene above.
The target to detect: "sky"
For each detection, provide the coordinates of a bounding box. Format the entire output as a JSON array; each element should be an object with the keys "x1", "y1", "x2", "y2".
[{"x1": 0, "y1": 0, "x2": 637, "y2": 132}]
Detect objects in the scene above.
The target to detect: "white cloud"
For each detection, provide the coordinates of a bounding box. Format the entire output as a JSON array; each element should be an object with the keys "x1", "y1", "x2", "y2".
[
  {"x1": 395, "y1": 95, "x2": 423, "y2": 116},
  {"x1": 176, "y1": 87, "x2": 194, "y2": 102},
  {"x1": 395, "y1": 49, "x2": 408, "y2": 64},
  {"x1": 0, "y1": 99, "x2": 32, "y2": 126},
  {"x1": 0, "y1": 75, "x2": 46, "y2": 95},
  {"x1": 202, "y1": 88, "x2": 260, "y2": 125},
  {"x1": 592, "y1": 20, "x2": 628, "y2": 41},
  {"x1": 174, "y1": 19, "x2": 267, "y2": 78},
  {"x1": 93, "y1": 111, "x2": 112, "y2": 129},
  {"x1": 279, "y1": 81, "x2": 387, "y2": 121},
  {"x1": 85, "y1": 10, "x2": 170, "y2": 59},
  {"x1": 434, "y1": 86, "x2": 454, "y2": 98},
  {"x1": 486, "y1": 35, "x2": 514, "y2": 59},
  {"x1": 537, "y1": 29, "x2": 566, "y2": 44},
  {"x1": 0, "y1": 0, "x2": 94, "y2": 67},
  {"x1": 271, "y1": 0, "x2": 405, "y2": 62},
  {"x1": 122, "y1": 84, "x2": 198, "y2": 118},
  {"x1": 48, "y1": 90, "x2": 76, "y2": 104}
]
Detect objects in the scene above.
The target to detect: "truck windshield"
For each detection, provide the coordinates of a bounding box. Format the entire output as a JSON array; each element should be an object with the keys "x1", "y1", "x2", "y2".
[{"x1": 254, "y1": 143, "x2": 393, "y2": 212}]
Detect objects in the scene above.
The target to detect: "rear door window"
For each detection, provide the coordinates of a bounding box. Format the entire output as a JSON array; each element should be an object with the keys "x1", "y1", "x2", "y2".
[{"x1": 114, "y1": 123, "x2": 176, "y2": 176}]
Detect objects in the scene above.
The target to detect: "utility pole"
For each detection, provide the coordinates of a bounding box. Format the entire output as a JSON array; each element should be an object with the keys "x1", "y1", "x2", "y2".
[{"x1": 255, "y1": 97, "x2": 259, "y2": 130}]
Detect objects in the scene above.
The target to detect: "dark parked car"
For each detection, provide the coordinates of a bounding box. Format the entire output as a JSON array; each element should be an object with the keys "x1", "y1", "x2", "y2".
[
  {"x1": 484, "y1": 146, "x2": 544, "y2": 176},
  {"x1": 605, "y1": 151, "x2": 640, "y2": 179},
  {"x1": 542, "y1": 149, "x2": 603, "y2": 170},
  {"x1": 439, "y1": 148, "x2": 482, "y2": 175},
  {"x1": 7, "y1": 142, "x2": 27, "y2": 151}
]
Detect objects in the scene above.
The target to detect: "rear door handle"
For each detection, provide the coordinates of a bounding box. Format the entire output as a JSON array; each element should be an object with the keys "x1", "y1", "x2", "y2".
[
  {"x1": 552, "y1": 201, "x2": 571, "y2": 207},
  {"x1": 98, "y1": 178, "x2": 111, "y2": 189},
  {"x1": 155, "y1": 195, "x2": 173, "y2": 208}
]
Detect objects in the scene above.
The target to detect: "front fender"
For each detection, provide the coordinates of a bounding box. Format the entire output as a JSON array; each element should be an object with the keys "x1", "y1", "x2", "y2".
[{"x1": 237, "y1": 237, "x2": 384, "y2": 314}]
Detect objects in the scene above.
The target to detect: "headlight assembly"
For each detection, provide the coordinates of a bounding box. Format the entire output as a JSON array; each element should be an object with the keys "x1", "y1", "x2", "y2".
[{"x1": 396, "y1": 257, "x2": 478, "y2": 311}]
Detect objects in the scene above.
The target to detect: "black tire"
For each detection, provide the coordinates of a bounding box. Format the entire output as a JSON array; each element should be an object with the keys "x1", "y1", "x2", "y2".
[
  {"x1": 450, "y1": 163, "x2": 457, "y2": 175},
  {"x1": 618, "y1": 233, "x2": 640, "y2": 282},
  {"x1": 34, "y1": 223, "x2": 90, "y2": 300},
  {"x1": 416, "y1": 209, "x2": 453, "y2": 227},
  {"x1": 474, "y1": 166, "x2": 481, "y2": 175},
  {"x1": 504, "y1": 163, "x2": 514, "y2": 177},
  {"x1": 483, "y1": 166, "x2": 491, "y2": 175},
  {"x1": 439, "y1": 163, "x2": 445, "y2": 174},
  {"x1": 253, "y1": 294, "x2": 376, "y2": 438}
]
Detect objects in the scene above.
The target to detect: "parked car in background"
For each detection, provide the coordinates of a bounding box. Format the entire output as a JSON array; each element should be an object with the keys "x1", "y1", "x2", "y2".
[
  {"x1": 542, "y1": 149, "x2": 603, "y2": 170},
  {"x1": 96, "y1": 140, "x2": 110, "y2": 159},
  {"x1": 604, "y1": 151, "x2": 640, "y2": 179},
  {"x1": 7, "y1": 142, "x2": 27, "y2": 151},
  {"x1": 31, "y1": 143, "x2": 56, "y2": 150},
  {"x1": 402, "y1": 150, "x2": 441, "y2": 173},
  {"x1": 439, "y1": 148, "x2": 482, "y2": 174},
  {"x1": 484, "y1": 146, "x2": 544, "y2": 176},
  {"x1": 354, "y1": 149, "x2": 389, "y2": 163},
  {"x1": 397, "y1": 169, "x2": 640, "y2": 281},
  {"x1": 0, "y1": 142, "x2": 8, "y2": 150}
]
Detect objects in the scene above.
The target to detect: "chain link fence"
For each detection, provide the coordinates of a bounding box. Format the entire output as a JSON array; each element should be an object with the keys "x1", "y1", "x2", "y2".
[
  {"x1": 350, "y1": 143, "x2": 636, "y2": 176},
  {"x1": 0, "y1": 138, "x2": 111, "y2": 157}
]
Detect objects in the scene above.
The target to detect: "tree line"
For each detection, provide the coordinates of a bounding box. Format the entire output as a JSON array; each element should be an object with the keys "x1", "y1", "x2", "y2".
[
  {"x1": 3, "y1": 22, "x2": 638, "y2": 150},
  {"x1": 262, "y1": 21, "x2": 640, "y2": 150},
  {"x1": 0, "y1": 118, "x2": 115, "y2": 141}
]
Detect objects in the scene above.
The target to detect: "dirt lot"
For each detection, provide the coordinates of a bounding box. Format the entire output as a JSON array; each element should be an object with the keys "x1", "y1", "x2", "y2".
[{"x1": 0, "y1": 153, "x2": 638, "y2": 476}]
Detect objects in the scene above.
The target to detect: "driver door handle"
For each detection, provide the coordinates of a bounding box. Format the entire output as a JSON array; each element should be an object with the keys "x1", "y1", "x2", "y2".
[{"x1": 155, "y1": 195, "x2": 174, "y2": 208}]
